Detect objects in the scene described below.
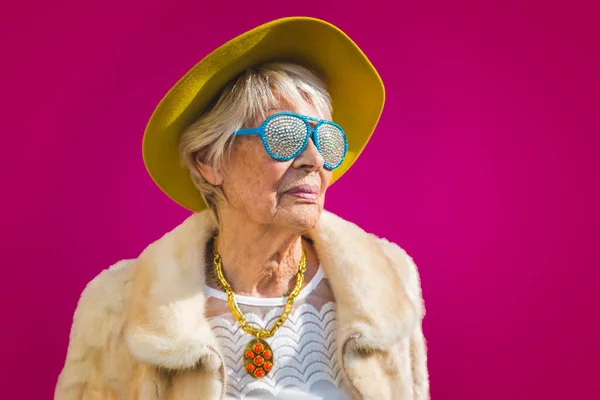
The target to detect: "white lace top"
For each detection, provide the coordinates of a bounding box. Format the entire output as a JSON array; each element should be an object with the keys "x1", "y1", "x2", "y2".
[{"x1": 205, "y1": 266, "x2": 352, "y2": 400}]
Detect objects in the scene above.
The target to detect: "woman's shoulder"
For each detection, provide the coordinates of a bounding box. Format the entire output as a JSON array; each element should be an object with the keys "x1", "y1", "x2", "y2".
[
  {"x1": 320, "y1": 210, "x2": 421, "y2": 268},
  {"x1": 69, "y1": 259, "x2": 136, "y2": 343},
  {"x1": 78, "y1": 259, "x2": 135, "y2": 305},
  {"x1": 369, "y1": 234, "x2": 426, "y2": 318},
  {"x1": 320, "y1": 209, "x2": 426, "y2": 317}
]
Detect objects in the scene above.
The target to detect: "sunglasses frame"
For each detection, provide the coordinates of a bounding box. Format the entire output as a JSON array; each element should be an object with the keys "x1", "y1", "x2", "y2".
[{"x1": 234, "y1": 111, "x2": 348, "y2": 170}]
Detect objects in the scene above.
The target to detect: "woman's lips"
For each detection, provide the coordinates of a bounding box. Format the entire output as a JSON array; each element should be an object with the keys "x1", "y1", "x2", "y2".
[
  {"x1": 286, "y1": 191, "x2": 319, "y2": 201},
  {"x1": 284, "y1": 185, "x2": 319, "y2": 201}
]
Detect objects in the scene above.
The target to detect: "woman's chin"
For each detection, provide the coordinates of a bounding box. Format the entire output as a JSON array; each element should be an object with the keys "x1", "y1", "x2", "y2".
[{"x1": 277, "y1": 204, "x2": 322, "y2": 229}]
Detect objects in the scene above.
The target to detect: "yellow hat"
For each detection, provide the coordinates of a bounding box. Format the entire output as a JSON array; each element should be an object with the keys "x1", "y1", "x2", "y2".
[{"x1": 142, "y1": 17, "x2": 385, "y2": 212}]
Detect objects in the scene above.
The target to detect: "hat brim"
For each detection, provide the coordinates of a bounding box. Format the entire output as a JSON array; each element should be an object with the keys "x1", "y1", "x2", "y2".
[{"x1": 142, "y1": 17, "x2": 385, "y2": 212}]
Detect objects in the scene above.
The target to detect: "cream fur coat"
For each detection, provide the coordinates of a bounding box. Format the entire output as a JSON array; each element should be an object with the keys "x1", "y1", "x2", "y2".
[{"x1": 55, "y1": 209, "x2": 429, "y2": 399}]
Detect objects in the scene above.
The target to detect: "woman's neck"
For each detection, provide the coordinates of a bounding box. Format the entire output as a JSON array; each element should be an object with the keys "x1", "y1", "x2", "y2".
[{"x1": 207, "y1": 212, "x2": 319, "y2": 298}]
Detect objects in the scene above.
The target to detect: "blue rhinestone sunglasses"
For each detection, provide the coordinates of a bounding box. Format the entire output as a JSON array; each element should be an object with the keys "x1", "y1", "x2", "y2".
[{"x1": 234, "y1": 111, "x2": 348, "y2": 170}]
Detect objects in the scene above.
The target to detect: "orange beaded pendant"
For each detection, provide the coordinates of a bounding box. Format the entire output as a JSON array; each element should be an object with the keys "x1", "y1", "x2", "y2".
[{"x1": 243, "y1": 338, "x2": 274, "y2": 379}]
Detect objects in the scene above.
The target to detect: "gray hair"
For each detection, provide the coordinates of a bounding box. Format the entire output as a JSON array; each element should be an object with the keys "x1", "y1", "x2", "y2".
[{"x1": 178, "y1": 62, "x2": 333, "y2": 224}]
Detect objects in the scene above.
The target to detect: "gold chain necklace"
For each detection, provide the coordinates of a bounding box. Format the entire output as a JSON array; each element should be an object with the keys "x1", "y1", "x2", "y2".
[{"x1": 211, "y1": 235, "x2": 307, "y2": 379}]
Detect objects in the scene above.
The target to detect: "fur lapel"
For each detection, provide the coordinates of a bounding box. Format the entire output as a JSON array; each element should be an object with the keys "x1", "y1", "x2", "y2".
[{"x1": 124, "y1": 209, "x2": 417, "y2": 370}]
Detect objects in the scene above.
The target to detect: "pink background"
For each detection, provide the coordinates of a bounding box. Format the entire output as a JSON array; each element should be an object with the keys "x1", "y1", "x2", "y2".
[{"x1": 1, "y1": 0, "x2": 598, "y2": 398}]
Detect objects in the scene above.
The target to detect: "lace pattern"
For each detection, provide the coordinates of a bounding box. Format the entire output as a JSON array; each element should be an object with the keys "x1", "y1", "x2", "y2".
[
  {"x1": 208, "y1": 302, "x2": 343, "y2": 398},
  {"x1": 205, "y1": 269, "x2": 351, "y2": 399}
]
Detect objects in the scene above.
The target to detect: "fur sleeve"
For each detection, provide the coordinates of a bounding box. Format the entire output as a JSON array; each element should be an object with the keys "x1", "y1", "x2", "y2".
[
  {"x1": 54, "y1": 260, "x2": 135, "y2": 400},
  {"x1": 403, "y1": 251, "x2": 430, "y2": 400},
  {"x1": 376, "y1": 237, "x2": 431, "y2": 400}
]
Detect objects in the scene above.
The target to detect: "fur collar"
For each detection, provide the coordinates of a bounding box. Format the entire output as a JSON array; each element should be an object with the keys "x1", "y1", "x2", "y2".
[{"x1": 124, "y1": 209, "x2": 417, "y2": 370}]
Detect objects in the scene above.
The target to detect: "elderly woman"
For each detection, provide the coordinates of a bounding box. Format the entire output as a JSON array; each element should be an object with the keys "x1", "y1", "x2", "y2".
[{"x1": 55, "y1": 17, "x2": 429, "y2": 400}]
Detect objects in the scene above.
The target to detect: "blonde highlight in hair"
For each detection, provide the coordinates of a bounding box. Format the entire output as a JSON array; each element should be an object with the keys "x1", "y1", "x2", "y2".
[{"x1": 178, "y1": 62, "x2": 332, "y2": 224}]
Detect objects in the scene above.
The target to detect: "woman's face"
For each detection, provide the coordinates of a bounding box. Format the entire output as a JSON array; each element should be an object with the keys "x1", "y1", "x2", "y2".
[{"x1": 221, "y1": 98, "x2": 332, "y2": 230}]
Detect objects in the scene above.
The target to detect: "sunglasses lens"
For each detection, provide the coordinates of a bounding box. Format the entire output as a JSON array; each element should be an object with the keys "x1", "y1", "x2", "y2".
[
  {"x1": 263, "y1": 115, "x2": 308, "y2": 160},
  {"x1": 316, "y1": 123, "x2": 346, "y2": 168}
]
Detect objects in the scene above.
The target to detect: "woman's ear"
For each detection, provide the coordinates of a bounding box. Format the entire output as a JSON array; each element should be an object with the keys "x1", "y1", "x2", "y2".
[{"x1": 196, "y1": 157, "x2": 223, "y2": 186}]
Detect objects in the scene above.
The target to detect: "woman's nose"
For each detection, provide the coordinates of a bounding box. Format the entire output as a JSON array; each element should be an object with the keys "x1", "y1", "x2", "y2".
[{"x1": 292, "y1": 136, "x2": 325, "y2": 172}]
